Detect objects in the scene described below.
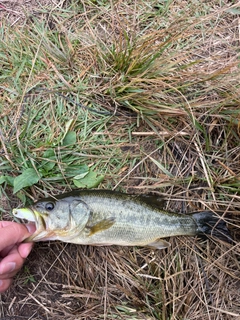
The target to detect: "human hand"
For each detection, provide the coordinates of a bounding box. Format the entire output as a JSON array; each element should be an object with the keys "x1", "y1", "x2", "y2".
[{"x1": 0, "y1": 221, "x2": 35, "y2": 293}]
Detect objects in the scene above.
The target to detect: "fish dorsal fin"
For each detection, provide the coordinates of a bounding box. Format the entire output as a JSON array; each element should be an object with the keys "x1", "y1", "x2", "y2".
[
  {"x1": 87, "y1": 218, "x2": 115, "y2": 237},
  {"x1": 138, "y1": 194, "x2": 165, "y2": 208},
  {"x1": 147, "y1": 239, "x2": 170, "y2": 250}
]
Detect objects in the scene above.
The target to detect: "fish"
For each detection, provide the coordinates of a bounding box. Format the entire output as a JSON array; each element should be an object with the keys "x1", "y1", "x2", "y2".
[{"x1": 12, "y1": 189, "x2": 231, "y2": 249}]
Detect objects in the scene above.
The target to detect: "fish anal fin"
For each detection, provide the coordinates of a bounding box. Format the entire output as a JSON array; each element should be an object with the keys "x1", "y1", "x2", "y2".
[
  {"x1": 146, "y1": 239, "x2": 170, "y2": 250},
  {"x1": 88, "y1": 218, "x2": 115, "y2": 237}
]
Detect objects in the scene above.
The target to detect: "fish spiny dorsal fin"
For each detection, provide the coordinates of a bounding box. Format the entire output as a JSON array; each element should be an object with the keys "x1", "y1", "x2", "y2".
[{"x1": 137, "y1": 194, "x2": 165, "y2": 208}]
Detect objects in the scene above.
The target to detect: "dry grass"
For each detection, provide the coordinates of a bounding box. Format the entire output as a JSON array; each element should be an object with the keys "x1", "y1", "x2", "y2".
[
  {"x1": 0, "y1": 0, "x2": 240, "y2": 319},
  {"x1": 1, "y1": 239, "x2": 239, "y2": 319}
]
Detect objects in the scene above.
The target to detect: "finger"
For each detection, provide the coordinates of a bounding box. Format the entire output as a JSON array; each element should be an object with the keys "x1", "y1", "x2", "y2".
[
  {"x1": 0, "y1": 246, "x2": 25, "y2": 278},
  {"x1": 1, "y1": 242, "x2": 34, "y2": 261},
  {"x1": 0, "y1": 221, "x2": 17, "y2": 228},
  {"x1": 0, "y1": 278, "x2": 13, "y2": 293},
  {"x1": 0, "y1": 222, "x2": 34, "y2": 251},
  {"x1": 0, "y1": 243, "x2": 33, "y2": 279},
  {"x1": 0, "y1": 223, "x2": 35, "y2": 257},
  {"x1": 0, "y1": 244, "x2": 15, "y2": 258},
  {"x1": 18, "y1": 242, "x2": 34, "y2": 259}
]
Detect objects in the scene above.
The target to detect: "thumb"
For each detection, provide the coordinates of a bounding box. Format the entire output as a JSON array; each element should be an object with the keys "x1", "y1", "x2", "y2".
[{"x1": 0, "y1": 222, "x2": 34, "y2": 252}]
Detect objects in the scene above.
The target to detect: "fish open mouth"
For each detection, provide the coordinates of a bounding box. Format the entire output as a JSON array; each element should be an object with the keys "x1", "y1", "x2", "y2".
[{"x1": 12, "y1": 207, "x2": 53, "y2": 242}]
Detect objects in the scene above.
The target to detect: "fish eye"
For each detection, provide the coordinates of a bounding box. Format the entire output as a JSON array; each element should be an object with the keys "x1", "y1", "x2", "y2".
[{"x1": 45, "y1": 202, "x2": 55, "y2": 211}]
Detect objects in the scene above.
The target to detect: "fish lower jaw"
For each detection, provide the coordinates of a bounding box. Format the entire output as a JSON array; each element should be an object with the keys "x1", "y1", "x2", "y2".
[{"x1": 24, "y1": 229, "x2": 55, "y2": 242}]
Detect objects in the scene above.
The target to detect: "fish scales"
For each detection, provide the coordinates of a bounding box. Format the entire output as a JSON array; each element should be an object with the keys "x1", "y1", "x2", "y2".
[{"x1": 76, "y1": 192, "x2": 197, "y2": 246}]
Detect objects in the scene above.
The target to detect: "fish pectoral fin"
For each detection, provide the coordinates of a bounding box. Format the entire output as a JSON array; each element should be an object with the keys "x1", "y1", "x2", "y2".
[
  {"x1": 147, "y1": 239, "x2": 170, "y2": 250},
  {"x1": 87, "y1": 218, "x2": 115, "y2": 237}
]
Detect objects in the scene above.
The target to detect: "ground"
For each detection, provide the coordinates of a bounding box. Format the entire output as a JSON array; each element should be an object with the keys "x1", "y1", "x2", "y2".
[{"x1": 0, "y1": 0, "x2": 240, "y2": 319}]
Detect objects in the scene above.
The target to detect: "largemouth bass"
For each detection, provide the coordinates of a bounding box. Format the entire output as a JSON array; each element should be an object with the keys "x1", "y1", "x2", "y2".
[{"x1": 12, "y1": 190, "x2": 231, "y2": 249}]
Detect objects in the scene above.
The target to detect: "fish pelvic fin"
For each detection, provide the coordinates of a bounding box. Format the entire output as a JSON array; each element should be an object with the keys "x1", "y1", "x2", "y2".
[
  {"x1": 87, "y1": 218, "x2": 115, "y2": 237},
  {"x1": 192, "y1": 211, "x2": 232, "y2": 243}
]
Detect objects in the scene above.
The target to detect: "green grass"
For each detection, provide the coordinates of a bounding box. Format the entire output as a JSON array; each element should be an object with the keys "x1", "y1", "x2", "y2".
[
  {"x1": 0, "y1": 0, "x2": 240, "y2": 319},
  {"x1": 1, "y1": 2, "x2": 239, "y2": 199}
]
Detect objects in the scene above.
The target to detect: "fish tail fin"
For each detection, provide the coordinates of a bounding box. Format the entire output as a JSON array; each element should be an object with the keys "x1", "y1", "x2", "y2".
[{"x1": 192, "y1": 211, "x2": 232, "y2": 243}]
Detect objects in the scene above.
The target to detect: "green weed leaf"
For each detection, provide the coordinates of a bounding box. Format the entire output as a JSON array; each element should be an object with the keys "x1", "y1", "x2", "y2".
[
  {"x1": 62, "y1": 131, "x2": 77, "y2": 146},
  {"x1": 61, "y1": 119, "x2": 76, "y2": 146},
  {"x1": 226, "y1": 8, "x2": 240, "y2": 15},
  {"x1": 41, "y1": 149, "x2": 56, "y2": 172},
  {"x1": 65, "y1": 164, "x2": 89, "y2": 177},
  {"x1": 0, "y1": 175, "x2": 14, "y2": 186},
  {"x1": 73, "y1": 172, "x2": 89, "y2": 180},
  {"x1": 13, "y1": 168, "x2": 41, "y2": 194},
  {"x1": 73, "y1": 170, "x2": 104, "y2": 189}
]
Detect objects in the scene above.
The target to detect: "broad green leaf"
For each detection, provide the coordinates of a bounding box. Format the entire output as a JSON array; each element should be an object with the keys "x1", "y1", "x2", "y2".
[
  {"x1": 61, "y1": 119, "x2": 76, "y2": 145},
  {"x1": 65, "y1": 164, "x2": 89, "y2": 177},
  {"x1": 16, "y1": 190, "x2": 27, "y2": 204},
  {"x1": 13, "y1": 168, "x2": 41, "y2": 194},
  {"x1": 0, "y1": 176, "x2": 6, "y2": 184},
  {"x1": 73, "y1": 170, "x2": 104, "y2": 189},
  {"x1": 43, "y1": 149, "x2": 55, "y2": 158},
  {"x1": 42, "y1": 161, "x2": 56, "y2": 172},
  {"x1": 41, "y1": 149, "x2": 56, "y2": 172},
  {"x1": 73, "y1": 172, "x2": 89, "y2": 180},
  {"x1": 62, "y1": 131, "x2": 77, "y2": 146},
  {"x1": 0, "y1": 175, "x2": 14, "y2": 186}
]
